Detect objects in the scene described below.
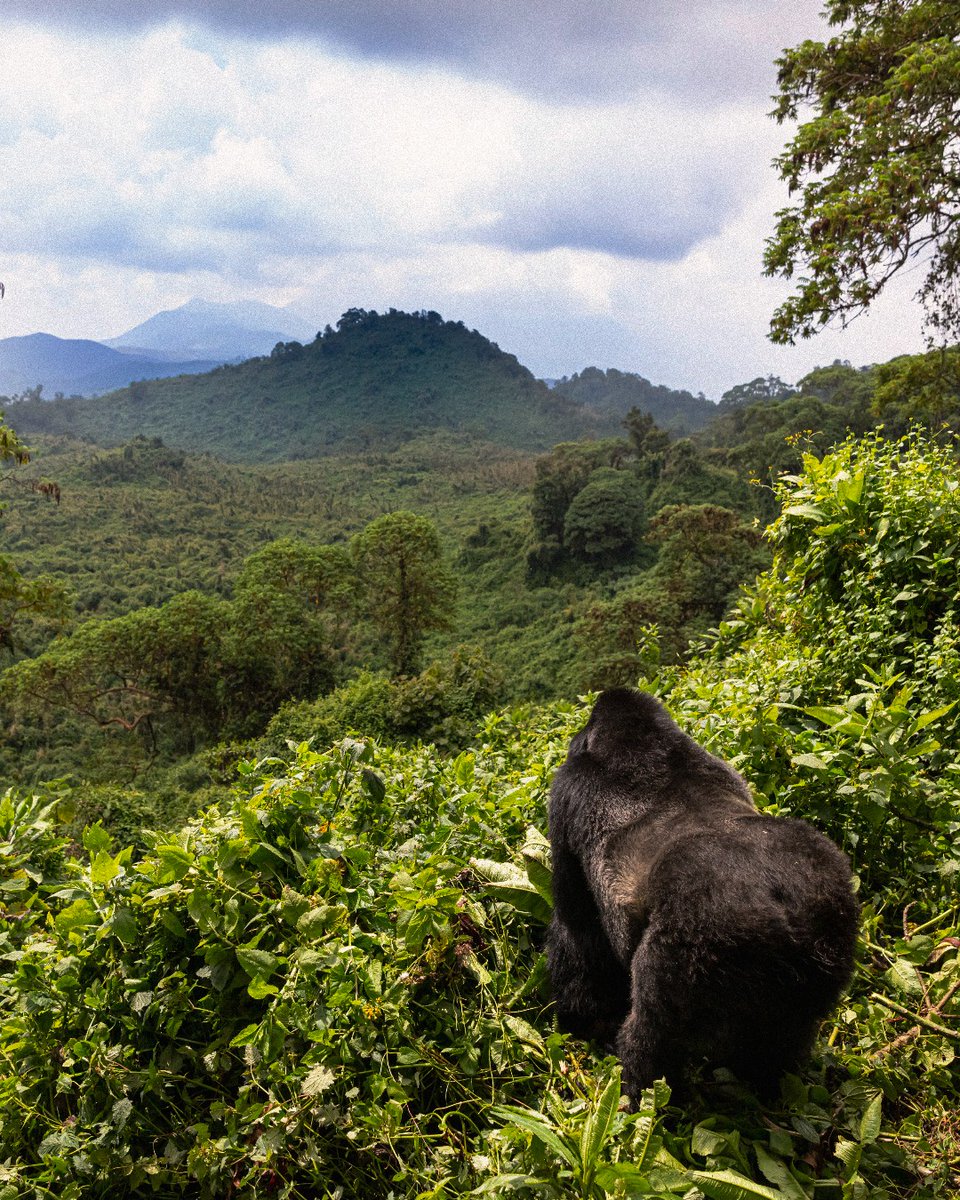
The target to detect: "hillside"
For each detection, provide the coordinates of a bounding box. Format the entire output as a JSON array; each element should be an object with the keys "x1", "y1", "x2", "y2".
[
  {"x1": 552, "y1": 366, "x2": 715, "y2": 433},
  {"x1": 2, "y1": 434, "x2": 959, "y2": 1198},
  {"x1": 6, "y1": 309, "x2": 624, "y2": 462}
]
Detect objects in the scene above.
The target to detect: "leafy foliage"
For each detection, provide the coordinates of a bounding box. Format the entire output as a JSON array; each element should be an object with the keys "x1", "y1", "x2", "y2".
[
  {"x1": 666, "y1": 432, "x2": 960, "y2": 900},
  {"x1": 578, "y1": 504, "x2": 769, "y2": 680},
  {"x1": 1, "y1": 511, "x2": 457, "y2": 768},
  {"x1": 765, "y1": 0, "x2": 960, "y2": 343},
  {"x1": 267, "y1": 645, "x2": 506, "y2": 754},
  {"x1": 351, "y1": 510, "x2": 458, "y2": 677},
  {"x1": 562, "y1": 468, "x2": 647, "y2": 564}
]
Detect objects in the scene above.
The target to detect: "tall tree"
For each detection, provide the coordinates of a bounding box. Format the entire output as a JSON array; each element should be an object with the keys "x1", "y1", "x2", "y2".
[
  {"x1": 351, "y1": 511, "x2": 457, "y2": 677},
  {"x1": 765, "y1": 0, "x2": 960, "y2": 343}
]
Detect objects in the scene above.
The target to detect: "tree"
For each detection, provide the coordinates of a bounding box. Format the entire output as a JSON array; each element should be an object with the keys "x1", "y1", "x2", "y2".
[
  {"x1": 0, "y1": 558, "x2": 69, "y2": 655},
  {"x1": 529, "y1": 440, "x2": 628, "y2": 547},
  {"x1": 622, "y1": 409, "x2": 670, "y2": 484},
  {"x1": 765, "y1": 0, "x2": 960, "y2": 343},
  {"x1": 577, "y1": 504, "x2": 768, "y2": 680},
  {"x1": 648, "y1": 439, "x2": 753, "y2": 514},
  {"x1": 351, "y1": 511, "x2": 457, "y2": 677},
  {"x1": 0, "y1": 413, "x2": 30, "y2": 470},
  {"x1": 235, "y1": 537, "x2": 357, "y2": 652},
  {"x1": 562, "y1": 468, "x2": 647, "y2": 564},
  {"x1": 872, "y1": 343, "x2": 960, "y2": 429},
  {"x1": 2, "y1": 592, "x2": 230, "y2": 755}
]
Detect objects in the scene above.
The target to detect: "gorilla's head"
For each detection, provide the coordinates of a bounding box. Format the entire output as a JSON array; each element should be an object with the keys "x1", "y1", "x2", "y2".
[{"x1": 576, "y1": 688, "x2": 679, "y2": 766}]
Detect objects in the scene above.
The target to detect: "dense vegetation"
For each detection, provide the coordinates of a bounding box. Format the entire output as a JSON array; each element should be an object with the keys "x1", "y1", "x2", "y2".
[
  {"x1": 5, "y1": 0, "x2": 960, "y2": 1189},
  {"x1": 2, "y1": 433, "x2": 959, "y2": 1198},
  {"x1": 3, "y1": 339, "x2": 960, "y2": 805}
]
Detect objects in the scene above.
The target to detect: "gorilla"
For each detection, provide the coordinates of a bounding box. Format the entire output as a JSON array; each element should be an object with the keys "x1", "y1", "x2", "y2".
[{"x1": 546, "y1": 688, "x2": 858, "y2": 1099}]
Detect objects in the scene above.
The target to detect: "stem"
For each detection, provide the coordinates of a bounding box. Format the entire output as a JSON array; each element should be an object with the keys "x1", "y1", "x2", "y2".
[{"x1": 870, "y1": 993, "x2": 960, "y2": 1040}]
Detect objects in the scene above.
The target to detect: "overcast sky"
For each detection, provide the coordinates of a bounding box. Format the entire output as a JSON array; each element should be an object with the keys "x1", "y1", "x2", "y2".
[{"x1": 0, "y1": 1, "x2": 926, "y2": 396}]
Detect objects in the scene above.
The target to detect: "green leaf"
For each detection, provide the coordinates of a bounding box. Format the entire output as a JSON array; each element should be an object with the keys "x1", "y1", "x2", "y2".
[
  {"x1": 82, "y1": 823, "x2": 113, "y2": 855},
  {"x1": 107, "y1": 906, "x2": 138, "y2": 945},
  {"x1": 236, "y1": 947, "x2": 280, "y2": 978},
  {"x1": 883, "y1": 958, "x2": 923, "y2": 995},
  {"x1": 361, "y1": 768, "x2": 386, "y2": 804},
  {"x1": 913, "y1": 701, "x2": 956, "y2": 731},
  {"x1": 111, "y1": 1097, "x2": 134, "y2": 1130},
  {"x1": 472, "y1": 1176, "x2": 552, "y2": 1194},
  {"x1": 689, "y1": 1168, "x2": 788, "y2": 1200},
  {"x1": 229, "y1": 1023, "x2": 261, "y2": 1047},
  {"x1": 90, "y1": 849, "x2": 121, "y2": 887},
  {"x1": 593, "y1": 1162, "x2": 656, "y2": 1192},
  {"x1": 186, "y1": 887, "x2": 217, "y2": 931},
  {"x1": 837, "y1": 471, "x2": 865, "y2": 508},
  {"x1": 502, "y1": 1014, "x2": 545, "y2": 1053},
  {"x1": 247, "y1": 976, "x2": 279, "y2": 1000},
  {"x1": 461, "y1": 950, "x2": 492, "y2": 986},
  {"x1": 754, "y1": 1145, "x2": 808, "y2": 1200},
  {"x1": 580, "y1": 1066, "x2": 622, "y2": 1174},
  {"x1": 490, "y1": 1105, "x2": 580, "y2": 1171},
  {"x1": 792, "y1": 753, "x2": 829, "y2": 771},
  {"x1": 301, "y1": 1064, "x2": 336, "y2": 1096},
  {"x1": 469, "y1": 857, "x2": 552, "y2": 922},
  {"x1": 155, "y1": 845, "x2": 194, "y2": 881},
  {"x1": 296, "y1": 904, "x2": 347, "y2": 937},
  {"x1": 782, "y1": 504, "x2": 826, "y2": 521},
  {"x1": 55, "y1": 898, "x2": 98, "y2": 934},
  {"x1": 834, "y1": 1138, "x2": 862, "y2": 1181},
  {"x1": 859, "y1": 1093, "x2": 882, "y2": 1145},
  {"x1": 803, "y1": 705, "x2": 857, "y2": 729}
]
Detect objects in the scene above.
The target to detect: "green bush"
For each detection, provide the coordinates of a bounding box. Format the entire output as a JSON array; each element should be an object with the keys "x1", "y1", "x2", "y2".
[
  {"x1": 267, "y1": 647, "x2": 506, "y2": 755},
  {"x1": 662, "y1": 432, "x2": 960, "y2": 900}
]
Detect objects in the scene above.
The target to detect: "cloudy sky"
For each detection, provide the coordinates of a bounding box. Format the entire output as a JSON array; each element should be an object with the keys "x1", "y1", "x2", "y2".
[{"x1": 0, "y1": 1, "x2": 927, "y2": 396}]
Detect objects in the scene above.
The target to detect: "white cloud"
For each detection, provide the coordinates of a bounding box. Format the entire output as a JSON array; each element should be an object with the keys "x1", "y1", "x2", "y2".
[{"x1": 0, "y1": 24, "x2": 775, "y2": 268}]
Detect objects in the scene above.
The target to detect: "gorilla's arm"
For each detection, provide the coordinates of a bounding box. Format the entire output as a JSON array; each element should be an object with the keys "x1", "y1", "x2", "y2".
[{"x1": 547, "y1": 823, "x2": 630, "y2": 1045}]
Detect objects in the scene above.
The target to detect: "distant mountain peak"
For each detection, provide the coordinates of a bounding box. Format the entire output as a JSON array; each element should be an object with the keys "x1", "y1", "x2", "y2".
[{"x1": 104, "y1": 298, "x2": 318, "y2": 362}]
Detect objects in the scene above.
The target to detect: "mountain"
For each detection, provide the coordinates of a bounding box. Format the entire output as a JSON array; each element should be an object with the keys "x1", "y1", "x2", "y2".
[
  {"x1": 7, "y1": 308, "x2": 624, "y2": 462},
  {"x1": 104, "y1": 298, "x2": 318, "y2": 362},
  {"x1": 0, "y1": 333, "x2": 218, "y2": 399},
  {"x1": 551, "y1": 366, "x2": 716, "y2": 434}
]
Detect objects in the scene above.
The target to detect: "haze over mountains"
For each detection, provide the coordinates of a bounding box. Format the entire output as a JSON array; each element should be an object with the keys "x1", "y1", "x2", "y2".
[{"x1": 0, "y1": 299, "x2": 317, "y2": 397}]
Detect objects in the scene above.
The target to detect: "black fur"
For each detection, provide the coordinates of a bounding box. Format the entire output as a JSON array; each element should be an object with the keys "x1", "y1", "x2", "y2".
[{"x1": 546, "y1": 688, "x2": 859, "y2": 1098}]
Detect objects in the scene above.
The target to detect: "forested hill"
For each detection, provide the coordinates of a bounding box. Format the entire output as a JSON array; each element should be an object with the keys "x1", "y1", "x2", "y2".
[
  {"x1": 5, "y1": 309, "x2": 626, "y2": 463},
  {"x1": 552, "y1": 366, "x2": 715, "y2": 434}
]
